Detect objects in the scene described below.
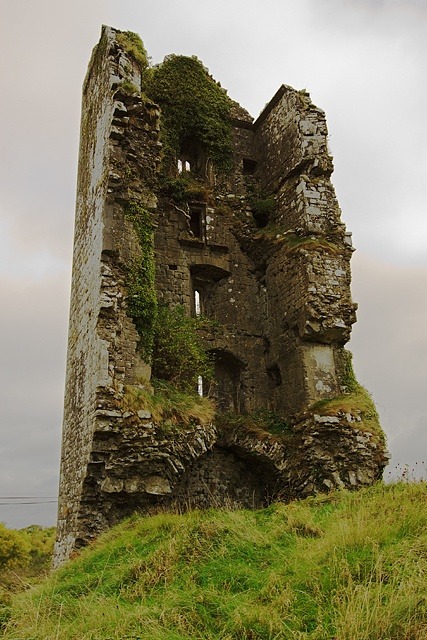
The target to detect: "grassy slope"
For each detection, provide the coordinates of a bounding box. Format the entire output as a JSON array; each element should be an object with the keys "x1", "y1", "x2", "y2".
[{"x1": 2, "y1": 482, "x2": 427, "y2": 640}]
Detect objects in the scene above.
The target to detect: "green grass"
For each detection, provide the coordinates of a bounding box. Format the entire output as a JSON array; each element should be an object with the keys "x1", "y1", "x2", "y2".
[
  {"x1": 310, "y1": 383, "x2": 384, "y2": 445},
  {"x1": 3, "y1": 482, "x2": 427, "y2": 639},
  {"x1": 123, "y1": 378, "x2": 215, "y2": 428}
]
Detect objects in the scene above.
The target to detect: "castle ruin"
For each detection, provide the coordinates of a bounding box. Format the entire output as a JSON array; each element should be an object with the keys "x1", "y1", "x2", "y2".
[{"x1": 54, "y1": 26, "x2": 388, "y2": 565}]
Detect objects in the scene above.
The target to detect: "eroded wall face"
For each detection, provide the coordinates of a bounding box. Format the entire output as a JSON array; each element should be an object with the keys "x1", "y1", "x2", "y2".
[
  {"x1": 55, "y1": 28, "x2": 162, "y2": 563},
  {"x1": 55, "y1": 30, "x2": 116, "y2": 563},
  {"x1": 55, "y1": 28, "x2": 387, "y2": 564}
]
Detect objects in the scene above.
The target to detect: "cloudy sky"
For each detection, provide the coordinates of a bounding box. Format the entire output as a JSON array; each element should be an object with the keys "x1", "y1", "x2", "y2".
[{"x1": 1, "y1": 0, "x2": 426, "y2": 528}]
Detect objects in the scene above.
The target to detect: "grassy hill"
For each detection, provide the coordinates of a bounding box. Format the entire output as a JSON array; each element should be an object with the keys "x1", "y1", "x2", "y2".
[{"x1": 2, "y1": 482, "x2": 426, "y2": 639}]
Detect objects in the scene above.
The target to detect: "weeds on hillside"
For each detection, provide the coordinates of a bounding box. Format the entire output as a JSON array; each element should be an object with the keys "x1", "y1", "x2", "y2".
[{"x1": 3, "y1": 482, "x2": 427, "y2": 639}]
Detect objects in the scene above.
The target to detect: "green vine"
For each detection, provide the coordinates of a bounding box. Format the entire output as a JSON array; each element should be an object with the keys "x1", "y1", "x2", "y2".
[
  {"x1": 125, "y1": 202, "x2": 157, "y2": 360},
  {"x1": 145, "y1": 55, "x2": 233, "y2": 172},
  {"x1": 341, "y1": 350, "x2": 359, "y2": 393}
]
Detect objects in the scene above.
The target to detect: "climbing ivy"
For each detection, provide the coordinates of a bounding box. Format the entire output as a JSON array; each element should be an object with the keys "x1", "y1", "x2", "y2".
[
  {"x1": 145, "y1": 55, "x2": 234, "y2": 172},
  {"x1": 125, "y1": 202, "x2": 157, "y2": 360}
]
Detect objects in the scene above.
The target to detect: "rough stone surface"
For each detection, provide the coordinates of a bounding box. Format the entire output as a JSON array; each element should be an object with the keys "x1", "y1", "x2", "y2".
[{"x1": 54, "y1": 26, "x2": 388, "y2": 566}]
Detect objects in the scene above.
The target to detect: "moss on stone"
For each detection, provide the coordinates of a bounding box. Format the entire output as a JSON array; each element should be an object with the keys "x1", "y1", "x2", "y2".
[
  {"x1": 310, "y1": 387, "x2": 385, "y2": 446},
  {"x1": 116, "y1": 31, "x2": 149, "y2": 72},
  {"x1": 254, "y1": 228, "x2": 341, "y2": 254}
]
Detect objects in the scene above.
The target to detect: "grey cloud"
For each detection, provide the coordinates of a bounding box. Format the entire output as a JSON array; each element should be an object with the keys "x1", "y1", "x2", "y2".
[{"x1": 350, "y1": 253, "x2": 427, "y2": 474}]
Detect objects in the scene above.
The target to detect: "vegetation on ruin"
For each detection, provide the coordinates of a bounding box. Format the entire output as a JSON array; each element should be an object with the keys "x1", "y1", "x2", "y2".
[
  {"x1": 254, "y1": 227, "x2": 342, "y2": 254},
  {"x1": 115, "y1": 30, "x2": 234, "y2": 174},
  {"x1": 145, "y1": 54, "x2": 234, "y2": 172},
  {"x1": 251, "y1": 195, "x2": 276, "y2": 227},
  {"x1": 310, "y1": 352, "x2": 384, "y2": 445},
  {"x1": 244, "y1": 179, "x2": 277, "y2": 227},
  {"x1": 123, "y1": 378, "x2": 215, "y2": 429},
  {"x1": 216, "y1": 409, "x2": 292, "y2": 440},
  {"x1": 3, "y1": 482, "x2": 427, "y2": 639},
  {"x1": 152, "y1": 304, "x2": 214, "y2": 394},
  {"x1": 123, "y1": 301, "x2": 217, "y2": 426},
  {"x1": 124, "y1": 202, "x2": 158, "y2": 360},
  {"x1": 159, "y1": 173, "x2": 212, "y2": 205},
  {"x1": 0, "y1": 525, "x2": 55, "y2": 628},
  {"x1": 116, "y1": 31, "x2": 149, "y2": 73}
]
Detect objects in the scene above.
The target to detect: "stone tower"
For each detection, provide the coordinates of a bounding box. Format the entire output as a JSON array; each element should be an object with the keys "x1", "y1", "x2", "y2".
[{"x1": 54, "y1": 26, "x2": 388, "y2": 564}]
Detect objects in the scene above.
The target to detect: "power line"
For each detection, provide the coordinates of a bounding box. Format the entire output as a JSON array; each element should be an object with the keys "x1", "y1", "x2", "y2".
[
  {"x1": 0, "y1": 499, "x2": 58, "y2": 505},
  {"x1": 0, "y1": 496, "x2": 57, "y2": 500}
]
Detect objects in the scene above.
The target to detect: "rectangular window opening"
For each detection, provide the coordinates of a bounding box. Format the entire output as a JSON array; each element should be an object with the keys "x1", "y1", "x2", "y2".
[
  {"x1": 243, "y1": 158, "x2": 257, "y2": 175},
  {"x1": 189, "y1": 205, "x2": 204, "y2": 239}
]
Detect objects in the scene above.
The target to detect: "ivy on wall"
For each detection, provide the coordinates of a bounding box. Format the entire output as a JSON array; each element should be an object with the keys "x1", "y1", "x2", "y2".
[
  {"x1": 115, "y1": 34, "x2": 235, "y2": 373},
  {"x1": 145, "y1": 55, "x2": 234, "y2": 173}
]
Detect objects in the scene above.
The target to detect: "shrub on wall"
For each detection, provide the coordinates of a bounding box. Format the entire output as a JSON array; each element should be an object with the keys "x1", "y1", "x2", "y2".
[{"x1": 152, "y1": 304, "x2": 214, "y2": 393}]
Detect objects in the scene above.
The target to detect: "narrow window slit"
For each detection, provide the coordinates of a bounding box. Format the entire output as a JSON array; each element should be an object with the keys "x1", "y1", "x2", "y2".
[
  {"x1": 194, "y1": 289, "x2": 201, "y2": 316},
  {"x1": 197, "y1": 375, "x2": 203, "y2": 397}
]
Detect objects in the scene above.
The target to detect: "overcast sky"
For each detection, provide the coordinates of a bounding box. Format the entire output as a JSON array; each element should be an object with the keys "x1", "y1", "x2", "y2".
[{"x1": 1, "y1": 0, "x2": 426, "y2": 528}]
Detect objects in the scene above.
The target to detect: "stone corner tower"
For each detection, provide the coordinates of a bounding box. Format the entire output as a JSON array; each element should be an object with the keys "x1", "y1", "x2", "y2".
[{"x1": 54, "y1": 26, "x2": 388, "y2": 565}]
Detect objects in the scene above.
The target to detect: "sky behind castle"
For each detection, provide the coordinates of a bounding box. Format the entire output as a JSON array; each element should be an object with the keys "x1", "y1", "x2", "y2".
[{"x1": 1, "y1": 0, "x2": 426, "y2": 527}]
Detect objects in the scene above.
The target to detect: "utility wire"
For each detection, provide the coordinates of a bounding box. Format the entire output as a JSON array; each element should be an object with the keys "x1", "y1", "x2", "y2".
[
  {"x1": 0, "y1": 500, "x2": 58, "y2": 506},
  {"x1": 0, "y1": 496, "x2": 57, "y2": 499},
  {"x1": 0, "y1": 498, "x2": 58, "y2": 505}
]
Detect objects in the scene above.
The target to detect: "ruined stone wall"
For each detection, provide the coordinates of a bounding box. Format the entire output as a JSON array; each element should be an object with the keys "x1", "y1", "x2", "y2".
[
  {"x1": 55, "y1": 30, "x2": 116, "y2": 562},
  {"x1": 55, "y1": 26, "x2": 388, "y2": 565},
  {"x1": 55, "y1": 27, "x2": 162, "y2": 563}
]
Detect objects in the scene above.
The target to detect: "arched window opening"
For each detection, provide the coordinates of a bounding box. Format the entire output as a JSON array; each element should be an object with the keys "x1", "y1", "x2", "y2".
[
  {"x1": 209, "y1": 349, "x2": 245, "y2": 413},
  {"x1": 178, "y1": 138, "x2": 209, "y2": 180},
  {"x1": 177, "y1": 159, "x2": 183, "y2": 174}
]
